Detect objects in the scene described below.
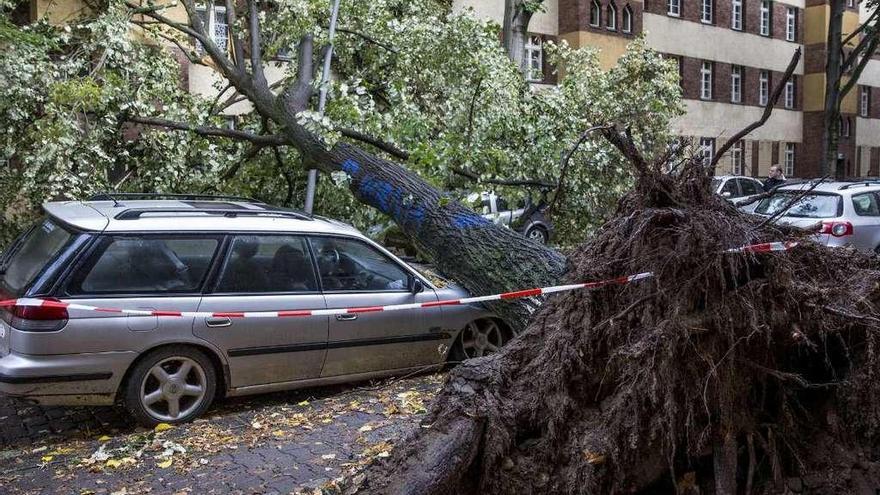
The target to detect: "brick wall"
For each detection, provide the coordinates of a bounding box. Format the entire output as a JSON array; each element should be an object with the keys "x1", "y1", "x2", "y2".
[
  {"x1": 559, "y1": 0, "x2": 643, "y2": 36},
  {"x1": 676, "y1": 55, "x2": 801, "y2": 110},
  {"x1": 641, "y1": 0, "x2": 802, "y2": 40}
]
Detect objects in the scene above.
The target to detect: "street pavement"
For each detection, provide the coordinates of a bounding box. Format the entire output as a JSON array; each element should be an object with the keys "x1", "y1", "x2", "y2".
[{"x1": 0, "y1": 373, "x2": 443, "y2": 494}]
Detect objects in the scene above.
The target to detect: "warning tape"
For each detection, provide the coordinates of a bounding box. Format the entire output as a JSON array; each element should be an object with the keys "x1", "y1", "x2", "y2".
[{"x1": 0, "y1": 241, "x2": 796, "y2": 319}]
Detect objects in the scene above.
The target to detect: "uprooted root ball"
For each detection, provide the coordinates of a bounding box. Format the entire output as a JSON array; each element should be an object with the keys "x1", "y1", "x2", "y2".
[{"x1": 355, "y1": 164, "x2": 880, "y2": 495}]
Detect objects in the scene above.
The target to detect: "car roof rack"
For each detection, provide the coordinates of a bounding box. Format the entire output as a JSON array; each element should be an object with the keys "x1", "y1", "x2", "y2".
[
  {"x1": 838, "y1": 181, "x2": 880, "y2": 190},
  {"x1": 114, "y1": 208, "x2": 312, "y2": 221},
  {"x1": 90, "y1": 192, "x2": 264, "y2": 203}
]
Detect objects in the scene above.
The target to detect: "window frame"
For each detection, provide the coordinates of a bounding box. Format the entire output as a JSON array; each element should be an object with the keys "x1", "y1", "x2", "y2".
[
  {"x1": 700, "y1": 61, "x2": 713, "y2": 100},
  {"x1": 760, "y1": 0, "x2": 771, "y2": 36},
  {"x1": 731, "y1": 0, "x2": 743, "y2": 30},
  {"x1": 759, "y1": 70, "x2": 770, "y2": 106},
  {"x1": 701, "y1": 0, "x2": 713, "y2": 23},
  {"x1": 607, "y1": 2, "x2": 618, "y2": 30},
  {"x1": 63, "y1": 234, "x2": 224, "y2": 298},
  {"x1": 861, "y1": 86, "x2": 870, "y2": 117},
  {"x1": 731, "y1": 66, "x2": 742, "y2": 103},
  {"x1": 590, "y1": 0, "x2": 602, "y2": 26},
  {"x1": 209, "y1": 234, "x2": 321, "y2": 296},
  {"x1": 784, "y1": 143, "x2": 795, "y2": 176},
  {"x1": 785, "y1": 7, "x2": 796, "y2": 42},
  {"x1": 851, "y1": 192, "x2": 880, "y2": 217},
  {"x1": 622, "y1": 5, "x2": 633, "y2": 33},
  {"x1": 524, "y1": 35, "x2": 544, "y2": 82},
  {"x1": 194, "y1": 3, "x2": 229, "y2": 55},
  {"x1": 700, "y1": 137, "x2": 716, "y2": 166},
  {"x1": 784, "y1": 79, "x2": 795, "y2": 109},
  {"x1": 730, "y1": 140, "x2": 744, "y2": 175},
  {"x1": 667, "y1": 0, "x2": 681, "y2": 17},
  {"x1": 307, "y1": 235, "x2": 420, "y2": 295}
]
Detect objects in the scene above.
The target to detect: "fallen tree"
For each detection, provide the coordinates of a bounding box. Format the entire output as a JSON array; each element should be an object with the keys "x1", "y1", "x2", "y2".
[{"x1": 350, "y1": 133, "x2": 880, "y2": 494}]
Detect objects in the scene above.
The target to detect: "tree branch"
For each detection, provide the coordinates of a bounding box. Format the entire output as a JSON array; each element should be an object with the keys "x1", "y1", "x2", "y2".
[
  {"x1": 709, "y1": 48, "x2": 801, "y2": 175},
  {"x1": 841, "y1": 8, "x2": 879, "y2": 48},
  {"x1": 450, "y1": 166, "x2": 556, "y2": 188},
  {"x1": 334, "y1": 27, "x2": 398, "y2": 53},
  {"x1": 129, "y1": 115, "x2": 287, "y2": 145},
  {"x1": 840, "y1": 37, "x2": 880, "y2": 99},
  {"x1": 547, "y1": 124, "x2": 612, "y2": 214},
  {"x1": 338, "y1": 128, "x2": 410, "y2": 160},
  {"x1": 225, "y1": 0, "x2": 247, "y2": 72},
  {"x1": 282, "y1": 34, "x2": 316, "y2": 113},
  {"x1": 248, "y1": 0, "x2": 266, "y2": 84}
]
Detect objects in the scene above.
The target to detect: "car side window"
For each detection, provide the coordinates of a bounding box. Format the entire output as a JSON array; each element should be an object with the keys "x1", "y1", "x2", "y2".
[
  {"x1": 720, "y1": 179, "x2": 739, "y2": 197},
  {"x1": 496, "y1": 196, "x2": 509, "y2": 211},
  {"x1": 69, "y1": 237, "x2": 219, "y2": 294},
  {"x1": 852, "y1": 193, "x2": 880, "y2": 217},
  {"x1": 740, "y1": 179, "x2": 762, "y2": 196},
  {"x1": 310, "y1": 237, "x2": 410, "y2": 292},
  {"x1": 215, "y1": 236, "x2": 318, "y2": 293}
]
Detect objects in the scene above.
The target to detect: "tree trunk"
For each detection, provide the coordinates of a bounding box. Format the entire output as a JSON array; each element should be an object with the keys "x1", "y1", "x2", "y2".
[
  {"x1": 821, "y1": 0, "x2": 845, "y2": 177},
  {"x1": 502, "y1": 0, "x2": 536, "y2": 73}
]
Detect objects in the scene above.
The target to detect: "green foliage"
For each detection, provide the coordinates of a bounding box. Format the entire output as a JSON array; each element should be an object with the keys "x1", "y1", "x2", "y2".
[{"x1": 0, "y1": 0, "x2": 682, "y2": 249}]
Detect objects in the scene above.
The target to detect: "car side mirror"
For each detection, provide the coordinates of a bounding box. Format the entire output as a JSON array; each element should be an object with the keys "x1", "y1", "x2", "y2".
[
  {"x1": 410, "y1": 278, "x2": 424, "y2": 294},
  {"x1": 722, "y1": 191, "x2": 732, "y2": 198}
]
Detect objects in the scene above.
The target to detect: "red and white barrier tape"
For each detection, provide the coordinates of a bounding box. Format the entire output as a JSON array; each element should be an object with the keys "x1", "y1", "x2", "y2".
[
  {"x1": 0, "y1": 272, "x2": 655, "y2": 319},
  {"x1": 726, "y1": 241, "x2": 798, "y2": 254},
  {"x1": 0, "y1": 241, "x2": 797, "y2": 319}
]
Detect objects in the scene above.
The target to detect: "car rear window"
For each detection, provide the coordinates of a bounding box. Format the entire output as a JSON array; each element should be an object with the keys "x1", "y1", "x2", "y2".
[
  {"x1": 2, "y1": 219, "x2": 73, "y2": 294},
  {"x1": 68, "y1": 237, "x2": 220, "y2": 294},
  {"x1": 754, "y1": 192, "x2": 842, "y2": 218}
]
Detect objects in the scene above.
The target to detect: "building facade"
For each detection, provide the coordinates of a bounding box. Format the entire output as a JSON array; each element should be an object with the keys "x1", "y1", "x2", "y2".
[{"x1": 454, "y1": 0, "x2": 880, "y2": 178}]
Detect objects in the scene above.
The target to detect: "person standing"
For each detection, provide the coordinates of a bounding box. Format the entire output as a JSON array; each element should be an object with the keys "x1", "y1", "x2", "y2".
[{"x1": 764, "y1": 165, "x2": 786, "y2": 192}]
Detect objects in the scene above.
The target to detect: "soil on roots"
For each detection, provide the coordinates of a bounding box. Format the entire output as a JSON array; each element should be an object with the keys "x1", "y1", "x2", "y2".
[{"x1": 355, "y1": 166, "x2": 880, "y2": 495}]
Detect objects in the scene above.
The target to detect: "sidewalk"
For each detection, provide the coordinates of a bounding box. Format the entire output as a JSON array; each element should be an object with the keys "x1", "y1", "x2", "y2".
[{"x1": 0, "y1": 373, "x2": 443, "y2": 494}]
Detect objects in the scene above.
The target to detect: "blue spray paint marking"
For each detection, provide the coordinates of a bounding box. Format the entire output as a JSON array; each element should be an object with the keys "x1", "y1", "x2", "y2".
[
  {"x1": 340, "y1": 159, "x2": 425, "y2": 230},
  {"x1": 341, "y1": 159, "x2": 361, "y2": 175},
  {"x1": 452, "y1": 213, "x2": 492, "y2": 229}
]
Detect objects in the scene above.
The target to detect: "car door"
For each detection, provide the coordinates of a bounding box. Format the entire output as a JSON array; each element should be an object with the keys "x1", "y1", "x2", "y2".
[
  {"x1": 739, "y1": 178, "x2": 763, "y2": 197},
  {"x1": 719, "y1": 178, "x2": 741, "y2": 199},
  {"x1": 849, "y1": 192, "x2": 880, "y2": 251},
  {"x1": 310, "y1": 235, "x2": 445, "y2": 378},
  {"x1": 193, "y1": 235, "x2": 328, "y2": 389}
]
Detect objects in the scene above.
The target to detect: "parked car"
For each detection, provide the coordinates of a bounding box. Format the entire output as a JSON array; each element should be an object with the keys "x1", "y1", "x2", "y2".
[
  {"x1": 473, "y1": 191, "x2": 553, "y2": 244},
  {"x1": 752, "y1": 181, "x2": 880, "y2": 253},
  {"x1": 712, "y1": 175, "x2": 765, "y2": 201},
  {"x1": 0, "y1": 194, "x2": 511, "y2": 426}
]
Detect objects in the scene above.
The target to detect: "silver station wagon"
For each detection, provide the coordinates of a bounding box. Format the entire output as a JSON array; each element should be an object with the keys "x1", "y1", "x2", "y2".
[{"x1": 0, "y1": 194, "x2": 510, "y2": 426}]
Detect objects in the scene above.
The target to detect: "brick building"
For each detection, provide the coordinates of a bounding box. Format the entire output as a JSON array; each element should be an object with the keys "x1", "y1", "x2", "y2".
[{"x1": 455, "y1": 0, "x2": 880, "y2": 178}]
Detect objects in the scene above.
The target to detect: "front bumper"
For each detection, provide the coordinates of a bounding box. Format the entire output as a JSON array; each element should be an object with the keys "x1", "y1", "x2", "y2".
[{"x1": 0, "y1": 351, "x2": 136, "y2": 406}]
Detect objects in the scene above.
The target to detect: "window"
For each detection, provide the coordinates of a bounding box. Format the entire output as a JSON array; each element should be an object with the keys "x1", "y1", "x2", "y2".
[
  {"x1": 861, "y1": 86, "x2": 871, "y2": 117},
  {"x1": 195, "y1": 3, "x2": 229, "y2": 54},
  {"x1": 784, "y1": 142, "x2": 795, "y2": 176},
  {"x1": 700, "y1": 137, "x2": 716, "y2": 165},
  {"x1": 701, "y1": 0, "x2": 713, "y2": 23},
  {"x1": 731, "y1": 140, "x2": 744, "y2": 175},
  {"x1": 786, "y1": 7, "x2": 796, "y2": 41},
  {"x1": 720, "y1": 179, "x2": 739, "y2": 197},
  {"x1": 784, "y1": 79, "x2": 795, "y2": 109},
  {"x1": 852, "y1": 193, "x2": 880, "y2": 216},
  {"x1": 590, "y1": 0, "x2": 601, "y2": 26},
  {"x1": 847, "y1": 0, "x2": 854, "y2": 7},
  {"x1": 700, "y1": 61, "x2": 713, "y2": 100},
  {"x1": 215, "y1": 236, "x2": 318, "y2": 293},
  {"x1": 607, "y1": 2, "x2": 618, "y2": 30},
  {"x1": 731, "y1": 0, "x2": 743, "y2": 30},
  {"x1": 667, "y1": 0, "x2": 680, "y2": 16},
  {"x1": 731, "y1": 66, "x2": 742, "y2": 103},
  {"x1": 755, "y1": 193, "x2": 841, "y2": 218},
  {"x1": 2, "y1": 220, "x2": 72, "y2": 294},
  {"x1": 310, "y1": 237, "x2": 410, "y2": 292},
  {"x1": 622, "y1": 5, "x2": 633, "y2": 32},
  {"x1": 740, "y1": 178, "x2": 763, "y2": 196},
  {"x1": 760, "y1": 1, "x2": 771, "y2": 36},
  {"x1": 70, "y1": 237, "x2": 219, "y2": 294},
  {"x1": 524, "y1": 35, "x2": 543, "y2": 82},
  {"x1": 840, "y1": 117, "x2": 851, "y2": 137},
  {"x1": 759, "y1": 70, "x2": 770, "y2": 106}
]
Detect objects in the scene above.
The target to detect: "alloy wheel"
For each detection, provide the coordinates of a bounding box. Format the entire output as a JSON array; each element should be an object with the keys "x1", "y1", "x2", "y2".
[
  {"x1": 140, "y1": 356, "x2": 208, "y2": 422},
  {"x1": 460, "y1": 320, "x2": 505, "y2": 358}
]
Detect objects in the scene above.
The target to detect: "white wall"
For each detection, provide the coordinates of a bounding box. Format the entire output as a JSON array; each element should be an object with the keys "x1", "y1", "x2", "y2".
[
  {"x1": 643, "y1": 13, "x2": 805, "y2": 74},
  {"x1": 857, "y1": 117, "x2": 880, "y2": 147},
  {"x1": 453, "y1": 0, "x2": 559, "y2": 35},
  {"x1": 189, "y1": 63, "x2": 290, "y2": 115},
  {"x1": 859, "y1": 59, "x2": 880, "y2": 87},
  {"x1": 673, "y1": 100, "x2": 803, "y2": 141}
]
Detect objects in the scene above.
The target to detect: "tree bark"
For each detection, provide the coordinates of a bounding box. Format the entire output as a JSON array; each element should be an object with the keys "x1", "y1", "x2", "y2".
[{"x1": 822, "y1": 0, "x2": 845, "y2": 177}]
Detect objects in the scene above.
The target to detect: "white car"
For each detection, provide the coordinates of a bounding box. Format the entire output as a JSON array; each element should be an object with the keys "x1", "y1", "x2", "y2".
[{"x1": 712, "y1": 175, "x2": 765, "y2": 201}]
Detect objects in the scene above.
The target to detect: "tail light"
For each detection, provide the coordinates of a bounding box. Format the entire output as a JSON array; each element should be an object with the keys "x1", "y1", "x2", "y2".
[
  {"x1": 1, "y1": 298, "x2": 68, "y2": 332},
  {"x1": 820, "y1": 221, "x2": 854, "y2": 237}
]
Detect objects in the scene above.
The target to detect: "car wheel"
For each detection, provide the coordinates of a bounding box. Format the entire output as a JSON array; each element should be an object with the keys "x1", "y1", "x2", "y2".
[
  {"x1": 524, "y1": 225, "x2": 549, "y2": 244},
  {"x1": 123, "y1": 346, "x2": 217, "y2": 427},
  {"x1": 450, "y1": 319, "x2": 509, "y2": 361}
]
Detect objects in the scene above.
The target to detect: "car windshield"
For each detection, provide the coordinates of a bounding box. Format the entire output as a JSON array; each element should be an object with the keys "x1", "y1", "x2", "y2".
[
  {"x1": 754, "y1": 192, "x2": 841, "y2": 218},
  {"x1": 2, "y1": 219, "x2": 73, "y2": 294}
]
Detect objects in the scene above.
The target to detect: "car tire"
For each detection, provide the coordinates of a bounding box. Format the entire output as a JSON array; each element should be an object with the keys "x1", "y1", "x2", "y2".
[
  {"x1": 449, "y1": 319, "x2": 510, "y2": 363},
  {"x1": 524, "y1": 225, "x2": 549, "y2": 244},
  {"x1": 122, "y1": 346, "x2": 217, "y2": 427}
]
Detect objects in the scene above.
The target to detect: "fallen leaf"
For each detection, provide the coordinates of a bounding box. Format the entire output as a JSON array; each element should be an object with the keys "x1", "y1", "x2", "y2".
[
  {"x1": 583, "y1": 451, "x2": 606, "y2": 465},
  {"x1": 272, "y1": 430, "x2": 285, "y2": 437},
  {"x1": 110, "y1": 488, "x2": 128, "y2": 495},
  {"x1": 297, "y1": 400, "x2": 310, "y2": 406},
  {"x1": 154, "y1": 423, "x2": 173, "y2": 433},
  {"x1": 157, "y1": 458, "x2": 173, "y2": 469},
  {"x1": 98, "y1": 435, "x2": 112, "y2": 442},
  {"x1": 321, "y1": 453, "x2": 336, "y2": 460},
  {"x1": 105, "y1": 459, "x2": 123, "y2": 468},
  {"x1": 358, "y1": 424, "x2": 374, "y2": 433},
  {"x1": 251, "y1": 421, "x2": 263, "y2": 429},
  {"x1": 41, "y1": 455, "x2": 54, "y2": 463}
]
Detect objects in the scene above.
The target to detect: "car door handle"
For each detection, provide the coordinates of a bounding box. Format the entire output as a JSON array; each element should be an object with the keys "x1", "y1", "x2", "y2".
[
  {"x1": 205, "y1": 317, "x2": 232, "y2": 328},
  {"x1": 335, "y1": 314, "x2": 358, "y2": 321}
]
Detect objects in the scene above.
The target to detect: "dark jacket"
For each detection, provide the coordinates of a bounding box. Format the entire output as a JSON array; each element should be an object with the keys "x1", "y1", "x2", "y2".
[{"x1": 763, "y1": 177, "x2": 786, "y2": 192}]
